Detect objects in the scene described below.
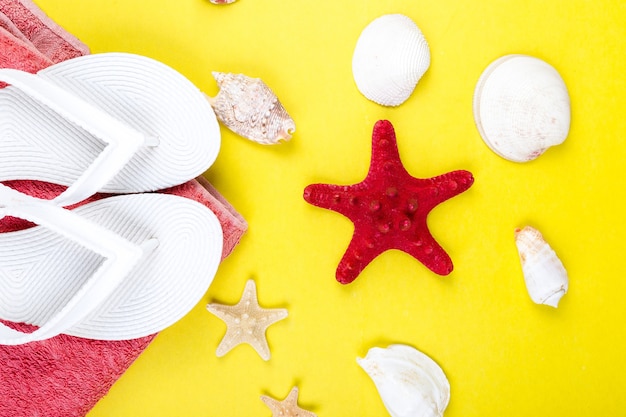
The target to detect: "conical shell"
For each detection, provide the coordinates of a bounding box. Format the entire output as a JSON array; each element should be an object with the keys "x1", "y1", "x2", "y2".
[
  {"x1": 473, "y1": 55, "x2": 570, "y2": 162},
  {"x1": 357, "y1": 344, "x2": 450, "y2": 417},
  {"x1": 207, "y1": 72, "x2": 295, "y2": 145},
  {"x1": 352, "y1": 14, "x2": 430, "y2": 107},
  {"x1": 515, "y1": 226, "x2": 568, "y2": 308}
]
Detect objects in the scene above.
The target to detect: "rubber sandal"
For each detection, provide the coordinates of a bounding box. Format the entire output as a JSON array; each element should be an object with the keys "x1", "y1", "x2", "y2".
[
  {"x1": 0, "y1": 52, "x2": 220, "y2": 206},
  {"x1": 0, "y1": 184, "x2": 223, "y2": 344}
]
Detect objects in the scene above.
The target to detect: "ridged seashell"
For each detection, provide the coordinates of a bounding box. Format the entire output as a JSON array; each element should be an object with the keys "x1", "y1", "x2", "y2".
[
  {"x1": 352, "y1": 14, "x2": 430, "y2": 107},
  {"x1": 515, "y1": 226, "x2": 568, "y2": 308},
  {"x1": 357, "y1": 344, "x2": 450, "y2": 417},
  {"x1": 473, "y1": 55, "x2": 570, "y2": 162},
  {"x1": 207, "y1": 72, "x2": 295, "y2": 145},
  {"x1": 209, "y1": 0, "x2": 236, "y2": 4}
]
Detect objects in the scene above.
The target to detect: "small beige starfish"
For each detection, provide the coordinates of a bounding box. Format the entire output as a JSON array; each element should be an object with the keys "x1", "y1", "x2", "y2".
[
  {"x1": 206, "y1": 279, "x2": 287, "y2": 360},
  {"x1": 260, "y1": 386, "x2": 317, "y2": 417}
]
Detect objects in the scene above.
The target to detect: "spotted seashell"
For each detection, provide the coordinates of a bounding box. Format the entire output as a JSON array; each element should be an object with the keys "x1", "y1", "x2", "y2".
[
  {"x1": 352, "y1": 14, "x2": 431, "y2": 107},
  {"x1": 515, "y1": 225, "x2": 568, "y2": 308},
  {"x1": 207, "y1": 72, "x2": 295, "y2": 145},
  {"x1": 473, "y1": 55, "x2": 571, "y2": 162}
]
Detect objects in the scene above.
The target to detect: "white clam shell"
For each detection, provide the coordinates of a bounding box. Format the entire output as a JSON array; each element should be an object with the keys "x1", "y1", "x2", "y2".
[
  {"x1": 473, "y1": 55, "x2": 570, "y2": 162},
  {"x1": 357, "y1": 344, "x2": 450, "y2": 417},
  {"x1": 515, "y1": 226, "x2": 568, "y2": 308},
  {"x1": 352, "y1": 14, "x2": 430, "y2": 107}
]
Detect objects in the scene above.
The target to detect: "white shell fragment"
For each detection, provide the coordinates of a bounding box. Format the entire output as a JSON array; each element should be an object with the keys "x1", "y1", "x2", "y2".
[
  {"x1": 473, "y1": 55, "x2": 571, "y2": 162},
  {"x1": 352, "y1": 14, "x2": 431, "y2": 106},
  {"x1": 207, "y1": 72, "x2": 295, "y2": 145},
  {"x1": 357, "y1": 344, "x2": 450, "y2": 417},
  {"x1": 515, "y1": 226, "x2": 568, "y2": 308}
]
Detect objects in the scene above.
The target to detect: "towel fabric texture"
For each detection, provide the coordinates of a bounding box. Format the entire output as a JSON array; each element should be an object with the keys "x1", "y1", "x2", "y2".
[
  {"x1": 0, "y1": 0, "x2": 88, "y2": 62},
  {"x1": 0, "y1": 1, "x2": 247, "y2": 416}
]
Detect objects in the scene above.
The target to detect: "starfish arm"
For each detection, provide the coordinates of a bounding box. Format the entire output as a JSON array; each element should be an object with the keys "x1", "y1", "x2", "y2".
[
  {"x1": 261, "y1": 387, "x2": 317, "y2": 417},
  {"x1": 398, "y1": 224, "x2": 454, "y2": 275},
  {"x1": 285, "y1": 386, "x2": 301, "y2": 404},
  {"x1": 250, "y1": 307, "x2": 288, "y2": 360},
  {"x1": 260, "y1": 308, "x2": 289, "y2": 326},
  {"x1": 214, "y1": 328, "x2": 243, "y2": 357},
  {"x1": 206, "y1": 303, "x2": 248, "y2": 357},
  {"x1": 418, "y1": 170, "x2": 474, "y2": 209},
  {"x1": 260, "y1": 395, "x2": 281, "y2": 412},
  {"x1": 242, "y1": 279, "x2": 259, "y2": 304},
  {"x1": 304, "y1": 183, "x2": 363, "y2": 218},
  {"x1": 206, "y1": 303, "x2": 238, "y2": 321},
  {"x1": 248, "y1": 332, "x2": 272, "y2": 361},
  {"x1": 369, "y1": 120, "x2": 404, "y2": 174},
  {"x1": 336, "y1": 226, "x2": 386, "y2": 284}
]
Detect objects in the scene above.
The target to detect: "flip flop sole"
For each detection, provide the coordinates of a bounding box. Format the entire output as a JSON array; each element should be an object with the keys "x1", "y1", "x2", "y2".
[
  {"x1": 0, "y1": 52, "x2": 220, "y2": 193},
  {"x1": 0, "y1": 193, "x2": 223, "y2": 340}
]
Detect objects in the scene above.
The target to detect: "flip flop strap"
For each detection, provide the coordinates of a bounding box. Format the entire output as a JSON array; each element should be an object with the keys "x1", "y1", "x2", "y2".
[
  {"x1": 0, "y1": 184, "x2": 156, "y2": 344},
  {"x1": 0, "y1": 68, "x2": 159, "y2": 206}
]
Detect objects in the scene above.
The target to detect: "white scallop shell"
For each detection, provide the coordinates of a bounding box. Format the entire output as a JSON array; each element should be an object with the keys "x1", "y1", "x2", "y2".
[
  {"x1": 515, "y1": 226, "x2": 568, "y2": 308},
  {"x1": 473, "y1": 55, "x2": 570, "y2": 162},
  {"x1": 207, "y1": 72, "x2": 295, "y2": 145},
  {"x1": 352, "y1": 14, "x2": 430, "y2": 107},
  {"x1": 357, "y1": 344, "x2": 450, "y2": 417}
]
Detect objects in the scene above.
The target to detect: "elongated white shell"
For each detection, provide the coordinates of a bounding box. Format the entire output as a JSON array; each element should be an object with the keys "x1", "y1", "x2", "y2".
[
  {"x1": 352, "y1": 14, "x2": 430, "y2": 106},
  {"x1": 207, "y1": 72, "x2": 295, "y2": 145},
  {"x1": 473, "y1": 55, "x2": 570, "y2": 162},
  {"x1": 515, "y1": 226, "x2": 568, "y2": 308},
  {"x1": 357, "y1": 344, "x2": 450, "y2": 417}
]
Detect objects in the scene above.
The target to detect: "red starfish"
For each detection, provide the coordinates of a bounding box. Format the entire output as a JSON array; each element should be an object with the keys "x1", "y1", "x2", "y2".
[{"x1": 303, "y1": 120, "x2": 474, "y2": 284}]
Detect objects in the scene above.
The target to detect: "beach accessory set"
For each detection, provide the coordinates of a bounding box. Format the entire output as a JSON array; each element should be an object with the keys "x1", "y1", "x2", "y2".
[
  {"x1": 0, "y1": 1, "x2": 247, "y2": 414},
  {"x1": 0, "y1": 0, "x2": 576, "y2": 416}
]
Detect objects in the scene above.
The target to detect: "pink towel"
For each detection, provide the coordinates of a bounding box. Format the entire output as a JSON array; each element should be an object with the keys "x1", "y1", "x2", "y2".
[
  {"x1": 0, "y1": 3, "x2": 247, "y2": 416},
  {"x1": 0, "y1": 0, "x2": 89, "y2": 62},
  {"x1": 0, "y1": 180, "x2": 247, "y2": 417},
  {"x1": 0, "y1": 25, "x2": 52, "y2": 88}
]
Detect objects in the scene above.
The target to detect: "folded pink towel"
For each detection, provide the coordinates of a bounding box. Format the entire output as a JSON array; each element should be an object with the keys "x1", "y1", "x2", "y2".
[
  {"x1": 0, "y1": 26, "x2": 52, "y2": 89},
  {"x1": 0, "y1": 0, "x2": 89, "y2": 62},
  {"x1": 0, "y1": 179, "x2": 247, "y2": 417},
  {"x1": 1, "y1": 324, "x2": 156, "y2": 416},
  {"x1": 0, "y1": 181, "x2": 247, "y2": 414},
  {"x1": 0, "y1": 8, "x2": 32, "y2": 45},
  {"x1": 0, "y1": 4, "x2": 247, "y2": 415}
]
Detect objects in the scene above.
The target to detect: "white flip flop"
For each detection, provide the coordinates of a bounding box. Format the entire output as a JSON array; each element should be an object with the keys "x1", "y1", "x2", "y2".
[
  {"x1": 0, "y1": 184, "x2": 223, "y2": 344},
  {"x1": 0, "y1": 52, "x2": 220, "y2": 206}
]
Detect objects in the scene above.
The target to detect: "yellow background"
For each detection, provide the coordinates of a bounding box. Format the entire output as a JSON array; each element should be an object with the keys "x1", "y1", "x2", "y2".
[{"x1": 34, "y1": 0, "x2": 626, "y2": 415}]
